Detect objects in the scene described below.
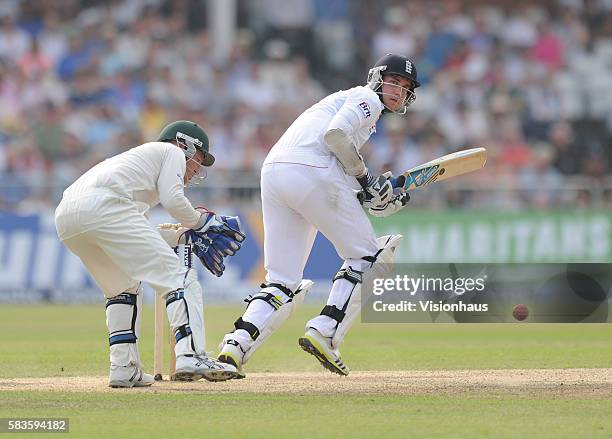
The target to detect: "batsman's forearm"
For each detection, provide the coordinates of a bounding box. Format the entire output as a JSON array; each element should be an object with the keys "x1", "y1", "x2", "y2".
[{"x1": 324, "y1": 128, "x2": 367, "y2": 177}]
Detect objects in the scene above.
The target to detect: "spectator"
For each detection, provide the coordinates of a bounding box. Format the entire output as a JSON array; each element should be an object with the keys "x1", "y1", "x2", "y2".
[{"x1": 0, "y1": 0, "x2": 610, "y2": 211}]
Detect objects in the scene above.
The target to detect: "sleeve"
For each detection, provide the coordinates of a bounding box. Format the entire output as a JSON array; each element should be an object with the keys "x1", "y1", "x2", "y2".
[
  {"x1": 326, "y1": 88, "x2": 382, "y2": 137},
  {"x1": 157, "y1": 147, "x2": 202, "y2": 228},
  {"x1": 322, "y1": 88, "x2": 383, "y2": 177}
]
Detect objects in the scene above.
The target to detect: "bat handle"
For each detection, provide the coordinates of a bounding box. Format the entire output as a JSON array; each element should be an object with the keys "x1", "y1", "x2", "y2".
[{"x1": 390, "y1": 175, "x2": 404, "y2": 189}]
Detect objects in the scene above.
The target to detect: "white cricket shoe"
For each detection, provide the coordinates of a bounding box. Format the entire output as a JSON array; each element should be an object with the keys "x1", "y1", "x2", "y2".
[
  {"x1": 217, "y1": 337, "x2": 247, "y2": 379},
  {"x1": 298, "y1": 328, "x2": 349, "y2": 376},
  {"x1": 173, "y1": 354, "x2": 238, "y2": 382},
  {"x1": 109, "y1": 365, "x2": 155, "y2": 388}
]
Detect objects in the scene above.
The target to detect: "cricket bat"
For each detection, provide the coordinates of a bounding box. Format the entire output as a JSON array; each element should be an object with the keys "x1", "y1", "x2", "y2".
[{"x1": 358, "y1": 147, "x2": 487, "y2": 202}]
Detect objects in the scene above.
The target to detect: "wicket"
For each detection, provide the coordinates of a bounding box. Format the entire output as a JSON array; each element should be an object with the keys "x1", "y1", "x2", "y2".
[{"x1": 153, "y1": 293, "x2": 176, "y2": 381}]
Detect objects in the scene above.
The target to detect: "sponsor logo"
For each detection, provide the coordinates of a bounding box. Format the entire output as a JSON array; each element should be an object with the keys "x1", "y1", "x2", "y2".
[
  {"x1": 405, "y1": 60, "x2": 412, "y2": 74},
  {"x1": 358, "y1": 101, "x2": 371, "y2": 118},
  {"x1": 403, "y1": 165, "x2": 440, "y2": 189}
]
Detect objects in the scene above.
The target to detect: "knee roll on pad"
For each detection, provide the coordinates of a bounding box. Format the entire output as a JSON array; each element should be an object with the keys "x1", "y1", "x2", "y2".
[
  {"x1": 164, "y1": 268, "x2": 206, "y2": 355},
  {"x1": 106, "y1": 286, "x2": 143, "y2": 367},
  {"x1": 331, "y1": 234, "x2": 403, "y2": 348},
  {"x1": 241, "y1": 279, "x2": 314, "y2": 364},
  {"x1": 165, "y1": 289, "x2": 191, "y2": 343},
  {"x1": 318, "y1": 266, "x2": 364, "y2": 325},
  {"x1": 245, "y1": 282, "x2": 295, "y2": 311},
  {"x1": 106, "y1": 293, "x2": 138, "y2": 346}
]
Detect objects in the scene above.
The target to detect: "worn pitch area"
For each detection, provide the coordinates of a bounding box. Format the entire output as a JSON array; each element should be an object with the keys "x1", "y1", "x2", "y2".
[{"x1": 2, "y1": 369, "x2": 612, "y2": 397}]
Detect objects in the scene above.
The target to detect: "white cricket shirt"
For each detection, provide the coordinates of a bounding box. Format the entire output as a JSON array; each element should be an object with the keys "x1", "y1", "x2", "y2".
[
  {"x1": 61, "y1": 142, "x2": 201, "y2": 228},
  {"x1": 264, "y1": 86, "x2": 383, "y2": 167}
]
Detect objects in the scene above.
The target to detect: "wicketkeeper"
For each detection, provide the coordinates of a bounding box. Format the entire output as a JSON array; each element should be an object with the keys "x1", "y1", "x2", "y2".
[{"x1": 55, "y1": 120, "x2": 245, "y2": 387}]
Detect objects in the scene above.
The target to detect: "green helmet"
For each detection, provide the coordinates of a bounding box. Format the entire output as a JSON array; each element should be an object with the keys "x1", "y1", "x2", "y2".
[{"x1": 157, "y1": 120, "x2": 215, "y2": 166}]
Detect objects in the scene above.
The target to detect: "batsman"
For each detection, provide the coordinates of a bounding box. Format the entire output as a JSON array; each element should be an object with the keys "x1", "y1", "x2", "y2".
[
  {"x1": 218, "y1": 54, "x2": 419, "y2": 377},
  {"x1": 55, "y1": 120, "x2": 245, "y2": 387}
]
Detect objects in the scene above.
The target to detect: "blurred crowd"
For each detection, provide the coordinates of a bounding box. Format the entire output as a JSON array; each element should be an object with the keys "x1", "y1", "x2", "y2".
[{"x1": 0, "y1": 0, "x2": 611, "y2": 212}]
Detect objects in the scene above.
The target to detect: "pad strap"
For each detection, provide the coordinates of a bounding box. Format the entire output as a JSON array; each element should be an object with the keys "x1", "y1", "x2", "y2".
[
  {"x1": 245, "y1": 292, "x2": 284, "y2": 310},
  {"x1": 109, "y1": 332, "x2": 137, "y2": 345},
  {"x1": 320, "y1": 305, "x2": 346, "y2": 323},
  {"x1": 261, "y1": 282, "x2": 294, "y2": 299},
  {"x1": 105, "y1": 292, "x2": 137, "y2": 308},
  {"x1": 321, "y1": 268, "x2": 363, "y2": 325},
  {"x1": 362, "y1": 241, "x2": 387, "y2": 264},
  {"x1": 174, "y1": 324, "x2": 192, "y2": 343},
  {"x1": 165, "y1": 289, "x2": 185, "y2": 306},
  {"x1": 244, "y1": 282, "x2": 295, "y2": 310},
  {"x1": 234, "y1": 317, "x2": 260, "y2": 340},
  {"x1": 333, "y1": 267, "x2": 363, "y2": 285}
]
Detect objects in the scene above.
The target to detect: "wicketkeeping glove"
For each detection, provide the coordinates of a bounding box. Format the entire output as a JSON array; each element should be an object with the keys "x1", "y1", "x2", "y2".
[
  {"x1": 184, "y1": 214, "x2": 247, "y2": 277},
  {"x1": 184, "y1": 230, "x2": 226, "y2": 277},
  {"x1": 203, "y1": 215, "x2": 246, "y2": 256}
]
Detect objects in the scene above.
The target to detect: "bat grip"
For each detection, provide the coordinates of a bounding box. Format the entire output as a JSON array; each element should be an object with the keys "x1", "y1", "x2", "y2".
[{"x1": 391, "y1": 175, "x2": 404, "y2": 189}]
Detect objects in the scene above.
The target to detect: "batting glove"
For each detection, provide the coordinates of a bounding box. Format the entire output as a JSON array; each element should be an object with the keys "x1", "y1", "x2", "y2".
[
  {"x1": 368, "y1": 192, "x2": 410, "y2": 217},
  {"x1": 356, "y1": 171, "x2": 394, "y2": 209}
]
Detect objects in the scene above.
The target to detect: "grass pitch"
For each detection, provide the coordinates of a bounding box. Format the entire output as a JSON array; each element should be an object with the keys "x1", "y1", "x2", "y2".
[{"x1": 1, "y1": 305, "x2": 612, "y2": 438}]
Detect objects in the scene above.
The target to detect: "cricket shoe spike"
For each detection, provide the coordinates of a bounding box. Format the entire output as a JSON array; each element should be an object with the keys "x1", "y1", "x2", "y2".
[
  {"x1": 109, "y1": 364, "x2": 155, "y2": 388},
  {"x1": 298, "y1": 328, "x2": 349, "y2": 376},
  {"x1": 173, "y1": 354, "x2": 238, "y2": 382},
  {"x1": 217, "y1": 338, "x2": 247, "y2": 379}
]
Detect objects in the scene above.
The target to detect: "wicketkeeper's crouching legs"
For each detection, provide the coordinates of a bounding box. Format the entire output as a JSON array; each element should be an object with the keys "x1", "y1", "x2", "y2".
[
  {"x1": 164, "y1": 267, "x2": 238, "y2": 382},
  {"x1": 299, "y1": 234, "x2": 403, "y2": 376},
  {"x1": 105, "y1": 267, "x2": 237, "y2": 385},
  {"x1": 106, "y1": 283, "x2": 154, "y2": 387},
  {"x1": 156, "y1": 218, "x2": 246, "y2": 382}
]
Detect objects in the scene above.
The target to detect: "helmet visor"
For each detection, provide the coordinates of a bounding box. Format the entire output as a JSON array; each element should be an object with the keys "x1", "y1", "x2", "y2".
[
  {"x1": 379, "y1": 81, "x2": 416, "y2": 114},
  {"x1": 185, "y1": 158, "x2": 208, "y2": 187},
  {"x1": 367, "y1": 66, "x2": 417, "y2": 114}
]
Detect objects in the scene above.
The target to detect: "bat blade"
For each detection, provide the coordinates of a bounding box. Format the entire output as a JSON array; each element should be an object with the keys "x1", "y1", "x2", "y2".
[{"x1": 392, "y1": 147, "x2": 487, "y2": 191}]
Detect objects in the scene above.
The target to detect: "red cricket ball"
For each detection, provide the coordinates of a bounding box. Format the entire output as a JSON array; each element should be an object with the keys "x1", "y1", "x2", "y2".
[{"x1": 512, "y1": 304, "x2": 529, "y2": 321}]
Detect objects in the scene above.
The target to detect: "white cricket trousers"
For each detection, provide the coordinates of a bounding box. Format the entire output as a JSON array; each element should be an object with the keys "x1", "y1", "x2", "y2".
[
  {"x1": 261, "y1": 160, "x2": 379, "y2": 291},
  {"x1": 55, "y1": 190, "x2": 186, "y2": 298}
]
